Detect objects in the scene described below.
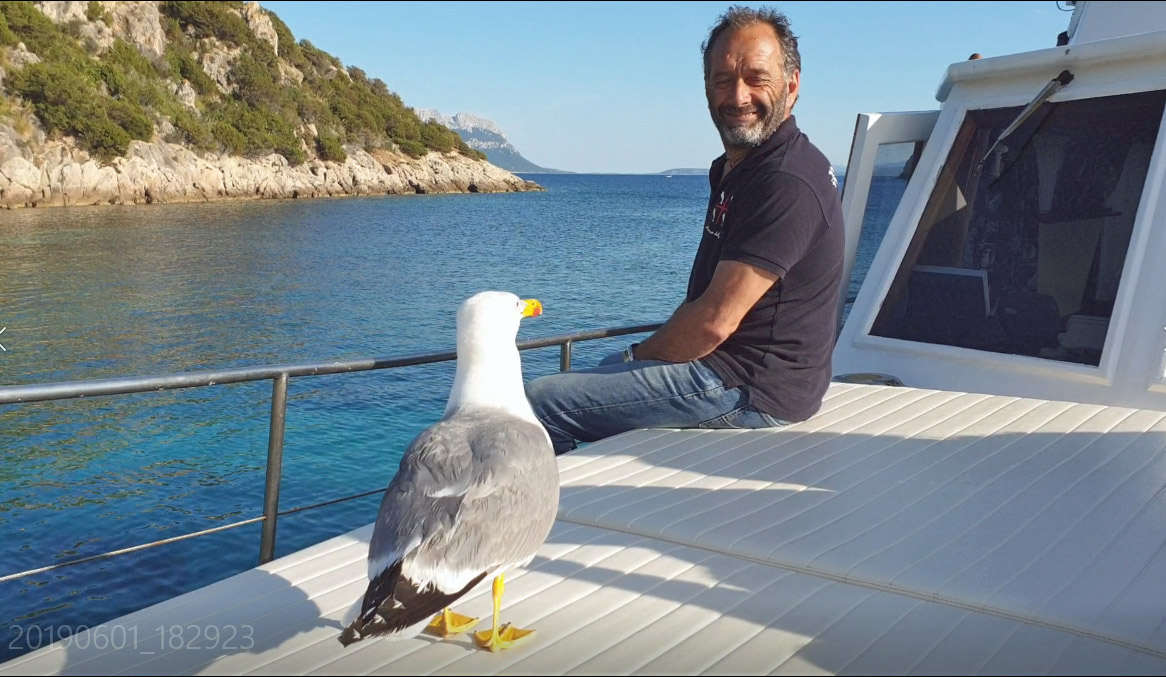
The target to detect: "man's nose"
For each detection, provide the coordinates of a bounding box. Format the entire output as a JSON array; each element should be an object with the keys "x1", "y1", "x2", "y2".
[{"x1": 732, "y1": 78, "x2": 751, "y2": 106}]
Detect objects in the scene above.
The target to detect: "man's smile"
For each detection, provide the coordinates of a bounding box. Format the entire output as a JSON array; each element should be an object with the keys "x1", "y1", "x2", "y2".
[{"x1": 722, "y1": 107, "x2": 760, "y2": 124}]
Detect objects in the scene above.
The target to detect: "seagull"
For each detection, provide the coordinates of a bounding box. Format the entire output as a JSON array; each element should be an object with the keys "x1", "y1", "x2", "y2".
[{"x1": 339, "y1": 291, "x2": 559, "y2": 652}]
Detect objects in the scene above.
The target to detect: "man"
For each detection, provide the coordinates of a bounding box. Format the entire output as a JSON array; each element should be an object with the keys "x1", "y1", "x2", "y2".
[{"x1": 526, "y1": 6, "x2": 844, "y2": 454}]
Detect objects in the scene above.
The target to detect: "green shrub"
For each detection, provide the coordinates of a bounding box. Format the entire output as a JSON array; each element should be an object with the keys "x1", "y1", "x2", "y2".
[
  {"x1": 159, "y1": 1, "x2": 254, "y2": 47},
  {"x1": 106, "y1": 97, "x2": 152, "y2": 140},
  {"x1": 264, "y1": 9, "x2": 303, "y2": 63},
  {"x1": 272, "y1": 134, "x2": 305, "y2": 165},
  {"x1": 159, "y1": 13, "x2": 182, "y2": 41},
  {"x1": 8, "y1": 61, "x2": 93, "y2": 134},
  {"x1": 86, "y1": 1, "x2": 111, "y2": 26},
  {"x1": 299, "y1": 40, "x2": 340, "y2": 71},
  {"x1": 63, "y1": 18, "x2": 86, "y2": 41},
  {"x1": 394, "y1": 137, "x2": 426, "y2": 159},
  {"x1": 164, "y1": 44, "x2": 217, "y2": 96},
  {"x1": 96, "y1": 60, "x2": 127, "y2": 95},
  {"x1": 210, "y1": 119, "x2": 245, "y2": 155},
  {"x1": 292, "y1": 90, "x2": 335, "y2": 129},
  {"x1": 106, "y1": 39, "x2": 154, "y2": 78},
  {"x1": 7, "y1": 61, "x2": 139, "y2": 159},
  {"x1": 420, "y1": 120, "x2": 456, "y2": 153},
  {"x1": 230, "y1": 49, "x2": 282, "y2": 111},
  {"x1": 80, "y1": 114, "x2": 131, "y2": 160},
  {"x1": 210, "y1": 101, "x2": 303, "y2": 164},
  {"x1": 315, "y1": 133, "x2": 345, "y2": 162},
  {"x1": 0, "y1": 2, "x2": 63, "y2": 55},
  {"x1": 0, "y1": 10, "x2": 16, "y2": 46},
  {"x1": 168, "y1": 108, "x2": 214, "y2": 149}
]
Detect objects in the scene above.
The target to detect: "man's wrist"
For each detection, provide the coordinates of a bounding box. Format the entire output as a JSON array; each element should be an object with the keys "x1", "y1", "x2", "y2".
[{"x1": 622, "y1": 342, "x2": 641, "y2": 362}]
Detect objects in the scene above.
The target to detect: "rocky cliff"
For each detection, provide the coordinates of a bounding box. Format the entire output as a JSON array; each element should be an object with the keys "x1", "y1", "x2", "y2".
[
  {"x1": 0, "y1": 122, "x2": 539, "y2": 208},
  {"x1": 0, "y1": 1, "x2": 541, "y2": 208}
]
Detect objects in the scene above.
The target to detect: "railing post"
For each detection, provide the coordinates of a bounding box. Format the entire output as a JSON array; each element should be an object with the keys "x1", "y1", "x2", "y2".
[
  {"x1": 560, "y1": 340, "x2": 572, "y2": 372},
  {"x1": 259, "y1": 373, "x2": 289, "y2": 565}
]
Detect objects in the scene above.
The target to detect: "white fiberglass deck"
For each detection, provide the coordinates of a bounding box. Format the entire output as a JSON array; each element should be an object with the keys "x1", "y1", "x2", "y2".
[{"x1": 6, "y1": 383, "x2": 1166, "y2": 675}]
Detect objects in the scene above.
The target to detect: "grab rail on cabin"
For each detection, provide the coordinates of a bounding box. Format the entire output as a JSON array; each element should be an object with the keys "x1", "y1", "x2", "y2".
[{"x1": 0, "y1": 322, "x2": 663, "y2": 583}]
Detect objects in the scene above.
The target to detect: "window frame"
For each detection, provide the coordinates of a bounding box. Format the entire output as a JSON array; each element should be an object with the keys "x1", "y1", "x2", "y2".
[
  {"x1": 838, "y1": 110, "x2": 940, "y2": 328},
  {"x1": 848, "y1": 84, "x2": 1166, "y2": 386}
]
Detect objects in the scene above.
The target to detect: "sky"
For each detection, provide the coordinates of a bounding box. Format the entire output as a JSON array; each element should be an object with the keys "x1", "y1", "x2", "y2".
[{"x1": 259, "y1": 1, "x2": 1075, "y2": 174}]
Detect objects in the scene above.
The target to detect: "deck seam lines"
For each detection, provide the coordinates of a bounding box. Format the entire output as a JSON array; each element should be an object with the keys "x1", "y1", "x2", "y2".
[
  {"x1": 678, "y1": 391, "x2": 983, "y2": 548},
  {"x1": 756, "y1": 393, "x2": 1017, "y2": 557},
  {"x1": 554, "y1": 513, "x2": 1166, "y2": 660}
]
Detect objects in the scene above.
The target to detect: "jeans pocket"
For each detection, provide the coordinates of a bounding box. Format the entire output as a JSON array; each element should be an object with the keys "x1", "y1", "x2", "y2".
[
  {"x1": 699, "y1": 405, "x2": 786, "y2": 430},
  {"x1": 689, "y1": 360, "x2": 727, "y2": 392}
]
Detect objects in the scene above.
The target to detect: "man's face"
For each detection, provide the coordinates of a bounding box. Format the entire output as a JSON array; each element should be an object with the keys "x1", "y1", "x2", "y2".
[{"x1": 705, "y1": 23, "x2": 799, "y2": 150}]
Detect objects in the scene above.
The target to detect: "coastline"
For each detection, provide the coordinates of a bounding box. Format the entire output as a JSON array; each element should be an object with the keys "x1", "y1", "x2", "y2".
[{"x1": 0, "y1": 131, "x2": 543, "y2": 209}]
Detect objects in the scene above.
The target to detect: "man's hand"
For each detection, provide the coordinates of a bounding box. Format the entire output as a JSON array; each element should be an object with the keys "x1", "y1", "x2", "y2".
[{"x1": 635, "y1": 260, "x2": 779, "y2": 362}]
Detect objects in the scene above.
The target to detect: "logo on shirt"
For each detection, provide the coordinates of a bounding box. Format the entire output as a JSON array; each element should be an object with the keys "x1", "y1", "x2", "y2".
[
  {"x1": 828, "y1": 166, "x2": 838, "y2": 189},
  {"x1": 706, "y1": 191, "x2": 732, "y2": 238}
]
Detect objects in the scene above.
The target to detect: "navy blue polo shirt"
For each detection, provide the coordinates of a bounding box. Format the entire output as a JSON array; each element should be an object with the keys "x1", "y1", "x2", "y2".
[{"x1": 686, "y1": 115, "x2": 844, "y2": 422}]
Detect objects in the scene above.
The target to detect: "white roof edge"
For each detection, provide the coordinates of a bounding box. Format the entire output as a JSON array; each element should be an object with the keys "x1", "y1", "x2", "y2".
[{"x1": 936, "y1": 28, "x2": 1166, "y2": 102}]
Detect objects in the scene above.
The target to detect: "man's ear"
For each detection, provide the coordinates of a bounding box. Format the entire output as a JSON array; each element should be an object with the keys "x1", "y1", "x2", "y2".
[{"x1": 786, "y1": 69, "x2": 801, "y2": 116}]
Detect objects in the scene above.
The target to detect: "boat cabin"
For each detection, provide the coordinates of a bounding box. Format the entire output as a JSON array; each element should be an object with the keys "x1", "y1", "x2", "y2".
[{"x1": 834, "y1": 1, "x2": 1166, "y2": 412}]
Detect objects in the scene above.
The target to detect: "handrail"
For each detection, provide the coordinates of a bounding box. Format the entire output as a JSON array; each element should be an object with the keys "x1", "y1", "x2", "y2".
[
  {"x1": 0, "y1": 323, "x2": 662, "y2": 405},
  {"x1": 0, "y1": 321, "x2": 663, "y2": 581}
]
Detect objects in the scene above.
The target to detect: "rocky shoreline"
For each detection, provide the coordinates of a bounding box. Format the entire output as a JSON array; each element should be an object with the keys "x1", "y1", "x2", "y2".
[{"x1": 0, "y1": 131, "x2": 543, "y2": 209}]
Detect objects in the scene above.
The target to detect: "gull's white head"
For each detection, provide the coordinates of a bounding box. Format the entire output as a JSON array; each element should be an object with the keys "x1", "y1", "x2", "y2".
[
  {"x1": 448, "y1": 291, "x2": 542, "y2": 417},
  {"x1": 456, "y1": 291, "x2": 542, "y2": 356}
]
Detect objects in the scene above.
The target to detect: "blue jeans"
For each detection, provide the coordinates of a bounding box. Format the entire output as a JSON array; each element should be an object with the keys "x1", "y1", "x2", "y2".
[{"x1": 525, "y1": 352, "x2": 788, "y2": 455}]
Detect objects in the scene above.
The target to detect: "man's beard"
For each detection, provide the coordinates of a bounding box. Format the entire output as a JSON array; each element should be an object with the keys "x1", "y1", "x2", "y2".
[{"x1": 710, "y1": 89, "x2": 787, "y2": 149}]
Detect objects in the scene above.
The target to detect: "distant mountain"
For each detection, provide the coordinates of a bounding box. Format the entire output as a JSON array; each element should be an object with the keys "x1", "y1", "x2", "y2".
[
  {"x1": 416, "y1": 111, "x2": 569, "y2": 174},
  {"x1": 657, "y1": 168, "x2": 707, "y2": 175}
]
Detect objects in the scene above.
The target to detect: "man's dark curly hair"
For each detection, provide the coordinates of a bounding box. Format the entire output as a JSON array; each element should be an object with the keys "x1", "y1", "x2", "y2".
[{"x1": 701, "y1": 6, "x2": 800, "y2": 80}]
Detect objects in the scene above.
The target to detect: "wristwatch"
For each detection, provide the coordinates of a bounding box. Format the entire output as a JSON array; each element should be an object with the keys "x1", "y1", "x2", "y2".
[{"x1": 622, "y1": 343, "x2": 640, "y2": 362}]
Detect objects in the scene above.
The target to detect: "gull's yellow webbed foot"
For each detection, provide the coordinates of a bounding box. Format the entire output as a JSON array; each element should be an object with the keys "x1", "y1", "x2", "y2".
[
  {"x1": 425, "y1": 607, "x2": 479, "y2": 638},
  {"x1": 476, "y1": 622, "x2": 535, "y2": 652},
  {"x1": 473, "y1": 573, "x2": 535, "y2": 652}
]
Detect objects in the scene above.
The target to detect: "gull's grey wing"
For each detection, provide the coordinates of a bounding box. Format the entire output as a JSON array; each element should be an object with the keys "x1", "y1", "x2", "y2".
[
  {"x1": 366, "y1": 421, "x2": 472, "y2": 577},
  {"x1": 367, "y1": 410, "x2": 557, "y2": 580},
  {"x1": 406, "y1": 410, "x2": 559, "y2": 578}
]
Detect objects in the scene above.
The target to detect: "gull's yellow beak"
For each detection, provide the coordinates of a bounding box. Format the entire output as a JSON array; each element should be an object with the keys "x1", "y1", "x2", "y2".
[{"x1": 522, "y1": 299, "x2": 542, "y2": 318}]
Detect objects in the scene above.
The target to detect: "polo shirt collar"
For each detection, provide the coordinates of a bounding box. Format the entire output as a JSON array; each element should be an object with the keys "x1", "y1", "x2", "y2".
[{"x1": 710, "y1": 115, "x2": 801, "y2": 186}]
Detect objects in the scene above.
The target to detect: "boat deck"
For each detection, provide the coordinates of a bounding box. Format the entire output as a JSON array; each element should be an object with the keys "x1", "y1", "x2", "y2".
[{"x1": 6, "y1": 383, "x2": 1166, "y2": 675}]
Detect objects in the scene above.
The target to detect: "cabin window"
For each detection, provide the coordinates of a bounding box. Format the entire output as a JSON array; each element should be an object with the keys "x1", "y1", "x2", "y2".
[
  {"x1": 841, "y1": 141, "x2": 924, "y2": 325},
  {"x1": 872, "y1": 90, "x2": 1165, "y2": 366}
]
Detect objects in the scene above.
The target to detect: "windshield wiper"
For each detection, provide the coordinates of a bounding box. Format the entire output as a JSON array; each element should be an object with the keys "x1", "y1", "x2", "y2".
[{"x1": 979, "y1": 69, "x2": 1074, "y2": 172}]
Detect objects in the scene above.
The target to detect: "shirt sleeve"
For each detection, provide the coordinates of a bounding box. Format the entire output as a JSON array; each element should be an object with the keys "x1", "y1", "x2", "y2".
[{"x1": 722, "y1": 171, "x2": 825, "y2": 278}]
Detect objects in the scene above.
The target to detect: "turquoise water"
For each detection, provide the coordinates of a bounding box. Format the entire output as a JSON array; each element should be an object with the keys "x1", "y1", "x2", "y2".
[{"x1": 0, "y1": 173, "x2": 902, "y2": 660}]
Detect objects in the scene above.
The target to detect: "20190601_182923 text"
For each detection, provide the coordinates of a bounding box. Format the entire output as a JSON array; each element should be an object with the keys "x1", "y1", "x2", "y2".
[{"x1": 8, "y1": 623, "x2": 256, "y2": 654}]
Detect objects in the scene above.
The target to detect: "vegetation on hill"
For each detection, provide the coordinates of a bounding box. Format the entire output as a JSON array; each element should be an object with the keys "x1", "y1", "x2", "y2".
[{"x1": 0, "y1": 1, "x2": 486, "y2": 164}]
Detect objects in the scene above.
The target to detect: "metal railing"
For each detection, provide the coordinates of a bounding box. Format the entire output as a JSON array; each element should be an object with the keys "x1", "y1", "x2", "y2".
[{"x1": 0, "y1": 322, "x2": 662, "y2": 583}]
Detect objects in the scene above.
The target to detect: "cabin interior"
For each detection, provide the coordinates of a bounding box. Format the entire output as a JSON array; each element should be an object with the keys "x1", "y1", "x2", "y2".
[{"x1": 869, "y1": 89, "x2": 1165, "y2": 367}]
